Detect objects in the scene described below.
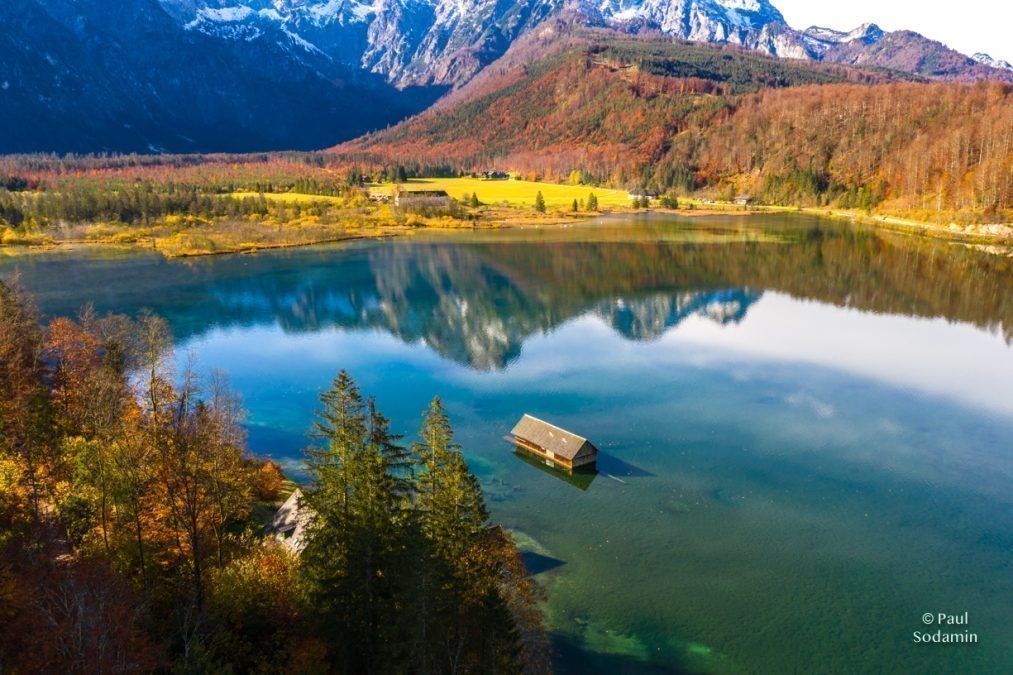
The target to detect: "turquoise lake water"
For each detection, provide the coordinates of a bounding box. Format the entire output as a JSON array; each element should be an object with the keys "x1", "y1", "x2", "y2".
[{"x1": 3, "y1": 214, "x2": 1012, "y2": 673}]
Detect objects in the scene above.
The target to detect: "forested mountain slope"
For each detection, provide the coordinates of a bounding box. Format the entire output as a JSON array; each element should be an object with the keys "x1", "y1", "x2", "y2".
[
  {"x1": 0, "y1": 0, "x2": 439, "y2": 153},
  {"x1": 342, "y1": 41, "x2": 1012, "y2": 222}
]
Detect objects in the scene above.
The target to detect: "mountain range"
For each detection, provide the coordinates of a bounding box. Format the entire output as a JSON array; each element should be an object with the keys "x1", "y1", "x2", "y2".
[
  {"x1": 2, "y1": 0, "x2": 1011, "y2": 153},
  {"x1": 157, "y1": 0, "x2": 1013, "y2": 86}
]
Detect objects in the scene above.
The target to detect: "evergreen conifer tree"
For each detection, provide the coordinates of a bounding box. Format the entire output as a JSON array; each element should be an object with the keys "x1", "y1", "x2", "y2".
[
  {"x1": 301, "y1": 370, "x2": 410, "y2": 672},
  {"x1": 533, "y1": 191, "x2": 546, "y2": 213},
  {"x1": 411, "y1": 397, "x2": 488, "y2": 559}
]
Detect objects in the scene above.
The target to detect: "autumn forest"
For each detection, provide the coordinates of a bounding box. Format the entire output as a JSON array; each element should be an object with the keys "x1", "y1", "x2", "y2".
[
  {"x1": 0, "y1": 279, "x2": 546, "y2": 672},
  {"x1": 346, "y1": 43, "x2": 1012, "y2": 224}
]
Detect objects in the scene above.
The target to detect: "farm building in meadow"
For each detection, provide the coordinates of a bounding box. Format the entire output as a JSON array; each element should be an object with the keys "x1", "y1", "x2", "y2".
[
  {"x1": 628, "y1": 188, "x2": 658, "y2": 200},
  {"x1": 510, "y1": 414, "x2": 598, "y2": 472},
  {"x1": 393, "y1": 189, "x2": 450, "y2": 208}
]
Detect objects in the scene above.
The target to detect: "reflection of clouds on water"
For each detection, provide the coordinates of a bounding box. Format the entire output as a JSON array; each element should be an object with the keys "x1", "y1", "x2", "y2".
[
  {"x1": 667, "y1": 293, "x2": 1013, "y2": 418},
  {"x1": 730, "y1": 368, "x2": 752, "y2": 382},
  {"x1": 876, "y1": 418, "x2": 903, "y2": 435},
  {"x1": 456, "y1": 293, "x2": 1013, "y2": 423},
  {"x1": 785, "y1": 392, "x2": 836, "y2": 419}
]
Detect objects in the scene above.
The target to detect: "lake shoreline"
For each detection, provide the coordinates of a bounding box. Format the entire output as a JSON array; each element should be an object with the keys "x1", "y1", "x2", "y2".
[
  {"x1": 2, "y1": 203, "x2": 1010, "y2": 259},
  {"x1": 763, "y1": 206, "x2": 1013, "y2": 249}
]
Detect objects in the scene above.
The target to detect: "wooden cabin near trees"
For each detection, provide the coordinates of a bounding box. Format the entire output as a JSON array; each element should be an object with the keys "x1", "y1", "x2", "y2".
[
  {"x1": 510, "y1": 414, "x2": 598, "y2": 472},
  {"x1": 393, "y1": 189, "x2": 450, "y2": 208},
  {"x1": 470, "y1": 170, "x2": 510, "y2": 180},
  {"x1": 268, "y1": 489, "x2": 313, "y2": 553},
  {"x1": 628, "y1": 188, "x2": 658, "y2": 200}
]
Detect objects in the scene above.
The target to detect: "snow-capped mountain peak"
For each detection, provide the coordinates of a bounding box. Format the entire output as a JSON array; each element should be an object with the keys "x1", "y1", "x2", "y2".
[
  {"x1": 972, "y1": 53, "x2": 1013, "y2": 71},
  {"x1": 592, "y1": 0, "x2": 784, "y2": 32},
  {"x1": 155, "y1": 0, "x2": 1011, "y2": 88},
  {"x1": 800, "y1": 22, "x2": 884, "y2": 58},
  {"x1": 846, "y1": 22, "x2": 884, "y2": 43}
]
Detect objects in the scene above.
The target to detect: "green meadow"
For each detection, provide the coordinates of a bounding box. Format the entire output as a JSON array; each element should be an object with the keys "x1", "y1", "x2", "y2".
[{"x1": 370, "y1": 177, "x2": 632, "y2": 208}]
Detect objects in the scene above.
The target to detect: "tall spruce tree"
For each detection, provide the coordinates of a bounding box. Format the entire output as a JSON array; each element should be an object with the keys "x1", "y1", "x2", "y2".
[
  {"x1": 409, "y1": 397, "x2": 490, "y2": 672},
  {"x1": 306, "y1": 370, "x2": 367, "y2": 530},
  {"x1": 411, "y1": 397, "x2": 488, "y2": 559},
  {"x1": 301, "y1": 370, "x2": 409, "y2": 673}
]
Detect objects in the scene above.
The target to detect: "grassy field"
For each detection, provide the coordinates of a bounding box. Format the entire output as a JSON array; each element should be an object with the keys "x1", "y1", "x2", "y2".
[
  {"x1": 369, "y1": 178, "x2": 632, "y2": 208},
  {"x1": 233, "y1": 191, "x2": 345, "y2": 205}
]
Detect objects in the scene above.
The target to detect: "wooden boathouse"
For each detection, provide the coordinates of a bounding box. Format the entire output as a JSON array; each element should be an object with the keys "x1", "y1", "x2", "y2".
[{"x1": 510, "y1": 414, "x2": 598, "y2": 472}]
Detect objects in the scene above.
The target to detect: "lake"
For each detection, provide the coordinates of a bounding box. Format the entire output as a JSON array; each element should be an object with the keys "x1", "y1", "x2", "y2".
[{"x1": 3, "y1": 213, "x2": 1012, "y2": 673}]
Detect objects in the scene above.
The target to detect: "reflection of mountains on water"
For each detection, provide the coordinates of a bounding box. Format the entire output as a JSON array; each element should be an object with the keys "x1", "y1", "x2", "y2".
[
  {"x1": 10, "y1": 219, "x2": 1011, "y2": 371},
  {"x1": 211, "y1": 242, "x2": 761, "y2": 368},
  {"x1": 210, "y1": 244, "x2": 762, "y2": 369},
  {"x1": 600, "y1": 289, "x2": 760, "y2": 341}
]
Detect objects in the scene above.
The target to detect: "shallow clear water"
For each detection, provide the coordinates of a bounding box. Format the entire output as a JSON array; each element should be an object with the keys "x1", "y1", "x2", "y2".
[{"x1": 4, "y1": 214, "x2": 1012, "y2": 673}]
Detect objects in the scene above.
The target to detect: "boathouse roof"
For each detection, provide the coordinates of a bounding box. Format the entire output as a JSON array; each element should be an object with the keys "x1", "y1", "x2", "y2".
[{"x1": 511, "y1": 414, "x2": 597, "y2": 460}]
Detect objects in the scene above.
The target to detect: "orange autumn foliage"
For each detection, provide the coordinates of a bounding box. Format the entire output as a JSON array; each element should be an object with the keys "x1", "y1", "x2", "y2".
[
  {"x1": 343, "y1": 49, "x2": 1012, "y2": 222},
  {"x1": 256, "y1": 460, "x2": 286, "y2": 501}
]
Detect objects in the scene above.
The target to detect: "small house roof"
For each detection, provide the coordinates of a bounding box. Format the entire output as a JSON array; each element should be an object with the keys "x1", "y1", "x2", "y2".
[
  {"x1": 398, "y1": 189, "x2": 449, "y2": 196},
  {"x1": 511, "y1": 414, "x2": 597, "y2": 460},
  {"x1": 269, "y1": 488, "x2": 313, "y2": 552}
]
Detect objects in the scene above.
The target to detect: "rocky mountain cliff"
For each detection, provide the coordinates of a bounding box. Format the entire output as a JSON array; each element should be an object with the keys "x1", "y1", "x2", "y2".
[
  {"x1": 156, "y1": 0, "x2": 1013, "y2": 87},
  {"x1": 158, "y1": 0, "x2": 564, "y2": 86},
  {"x1": 818, "y1": 30, "x2": 1013, "y2": 82}
]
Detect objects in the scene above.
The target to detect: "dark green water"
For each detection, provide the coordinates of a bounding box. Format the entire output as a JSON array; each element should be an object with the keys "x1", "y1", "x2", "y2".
[{"x1": 3, "y1": 214, "x2": 1012, "y2": 673}]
